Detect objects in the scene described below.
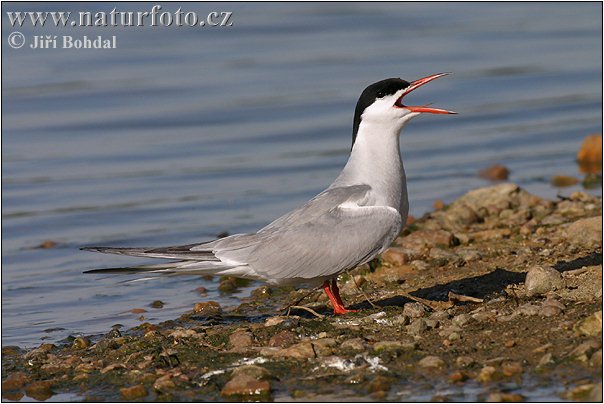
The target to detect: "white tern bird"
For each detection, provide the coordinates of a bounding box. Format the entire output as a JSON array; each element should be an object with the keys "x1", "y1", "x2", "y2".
[{"x1": 83, "y1": 73, "x2": 456, "y2": 315}]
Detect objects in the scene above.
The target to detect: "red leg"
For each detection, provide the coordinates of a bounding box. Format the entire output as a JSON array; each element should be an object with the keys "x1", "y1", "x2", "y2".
[{"x1": 322, "y1": 280, "x2": 359, "y2": 315}]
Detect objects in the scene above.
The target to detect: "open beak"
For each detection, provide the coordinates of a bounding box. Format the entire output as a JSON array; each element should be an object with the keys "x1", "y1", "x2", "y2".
[{"x1": 395, "y1": 73, "x2": 457, "y2": 114}]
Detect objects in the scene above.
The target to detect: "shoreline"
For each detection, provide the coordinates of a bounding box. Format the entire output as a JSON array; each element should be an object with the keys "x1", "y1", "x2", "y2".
[{"x1": 2, "y1": 182, "x2": 602, "y2": 402}]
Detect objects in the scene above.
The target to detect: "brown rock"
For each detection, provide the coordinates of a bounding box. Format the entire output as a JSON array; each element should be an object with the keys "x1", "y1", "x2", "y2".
[
  {"x1": 221, "y1": 374, "x2": 271, "y2": 398},
  {"x1": 565, "y1": 216, "x2": 602, "y2": 249},
  {"x1": 524, "y1": 265, "x2": 563, "y2": 297},
  {"x1": 551, "y1": 175, "x2": 579, "y2": 187},
  {"x1": 276, "y1": 341, "x2": 316, "y2": 359},
  {"x1": 130, "y1": 308, "x2": 147, "y2": 314},
  {"x1": 229, "y1": 331, "x2": 253, "y2": 349},
  {"x1": 153, "y1": 375, "x2": 176, "y2": 393},
  {"x1": 25, "y1": 381, "x2": 54, "y2": 401},
  {"x1": 577, "y1": 134, "x2": 602, "y2": 173},
  {"x1": 2, "y1": 372, "x2": 30, "y2": 391},
  {"x1": 381, "y1": 247, "x2": 409, "y2": 266},
  {"x1": 72, "y1": 337, "x2": 90, "y2": 349},
  {"x1": 479, "y1": 164, "x2": 510, "y2": 181},
  {"x1": 502, "y1": 361, "x2": 523, "y2": 376},
  {"x1": 231, "y1": 365, "x2": 271, "y2": 381},
  {"x1": 476, "y1": 366, "x2": 497, "y2": 383},
  {"x1": 418, "y1": 355, "x2": 445, "y2": 368},
  {"x1": 193, "y1": 301, "x2": 222, "y2": 316},
  {"x1": 37, "y1": 240, "x2": 58, "y2": 249},
  {"x1": 569, "y1": 339, "x2": 601, "y2": 362},
  {"x1": 433, "y1": 199, "x2": 446, "y2": 210},
  {"x1": 574, "y1": 311, "x2": 602, "y2": 337},
  {"x1": 448, "y1": 370, "x2": 468, "y2": 382},
  {"x1": 487, "y1": 392, "x2": 525, "y2": 402},
  {"x1": 120, "y1": 385, "x2": 148, "y2": 400},
  {"x1": 403, "y1": 229, "x2": 457, "y2": 253},
  {"x1": 268, "y1": 330, "x2": 297, "y2": 348},
  {"x1": 341, "y1": 338, "x2": 366, "y2": 351},
  {"x1": 312, "y1": 338, "x2": 336, "y2": 357}
]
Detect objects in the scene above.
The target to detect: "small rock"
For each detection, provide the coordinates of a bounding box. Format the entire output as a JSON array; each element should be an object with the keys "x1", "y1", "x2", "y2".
[
  {"x1": 502, "y1": 361, "x2": 523, "y2": 376},
  {"x1": 150, "y1": 300, "x2": 164, "y2": 309},
  {"x1": 229, "y1": 331, "x2": 253, "y2": 350},
  {"x1": 72, "y1": 337, "x2": 90, "y2": 350},
  {"x1": 551, "y1": 175, "x2": 579, "y2": 187},
  {"x1": 452, "y1": 313, "x2": 472, "y2": 328},
  {"x1": 564, "y1": 216, "x2": 602, "y2": 249},
  {"x1": 382, "y1": 247, "x2": 409, "y2": 266},
  {"x1": 569, "y1": 339, "x2": 601, "y2": 362},
  {"x1": 100, "y1": 363, "x2": 126, "y2": 374},
  {"x1": 433, "y1": 199, "x2": 446, "y2": 210},
  {"x1": 565, "y1": 383, "x2": 600, "y2": 401},
  {"x1": 486, "y1": 392, "x2": 525, "y2": 402},
  {"x1": 231, "y1": 365, "x2": 271, "y2": 381},
  {"x1": 504, "y1": 339, "x2": 516, "y2": 348},
  {"x1": 341, "y1": 338, "x2": 366, "y2": 351},
  {"x1": 476, "y1": 366, "x2": 497, "y2": 383},
  {"x1": 524, "y1": 265, "x2": 563, "y2": 297},
  {"x1": 194, "y1": 301, "x2": 222, "y2": 316},
  {"x1": 120, "y1": 385, "x2": 148, "y2": 400},
  {"x1": 2, "y1": 372, "x2": 30, "y2": 391},
  {"x1": 536, "y1": 353, "x2": 554, "y2": 369},
  {"x1": 250, "y1": 286, "x2": 272, "y2": 300},
  {"x1": 373, "y1": 341, "x2": 405, "y2": 353},
  {"x1": 418, "y1": 355, "x2": 445, "y2": 369},
  {"x1": 268, "y1": 330, "x2": 297, "y2": 348},
  {"x1": 37, "y1": 240, "x2": 58, "y2": 249},
  {"x1": 574, "y1": 311, "x2": 602, "y2": 337},
  {"x1": 403, "y1": 229, "x2": 457, "y2": 253},
  {"x1": 448, "y1": 332, "x2": 461, "y2": 342},
  {"x1": 25, "y1": 381, "x2": 54, "y2": 401},
  {"x1": 448, "y1": 370, "x2": 468, "y2": 383},
  {"x1": 403, "y1": 302, "x2": 427, "y2": 318},
  {"x1": 456, "y1": 248, "x2": 482, "y2": 262},
  {"x1": 456, "y1": 356, "x2": 475, "y2": 368},
  {"x1": 130, "y1": 308, "x2": 147, "y2": 314},
  {"x1": 264, "y1": 316, "x2": 298, "y2": 327},
  {"x1": 514, "y1": 303, "x2": 540, "y2": 316},
  {"x1": 539, "y1": 298, "x2": 565, "y2": 317},
  {"x1": 410, "y1": 260, "x2": 430, "y2": 271},
  {"x1": 479, "y1": 164, "x2": 510, "y2": 181},
  {"x1": 221, "y1": 374, "x2": 271, "y2": 398},
  {"x1": 275, "y1": 341, "x2": 316, "y2": 359},
  {"x1": 312, "y1": 338, "x2": 336, "y2": 357},
  {"x1": 577, "y1": 134, "x2": 602, "y2": 173},
  {"x1": 406, "y1": 318, "x2": 428, "y2": 336},
  {"x1": 153, "y1": 375, "x2": 175, "y2": 393}
]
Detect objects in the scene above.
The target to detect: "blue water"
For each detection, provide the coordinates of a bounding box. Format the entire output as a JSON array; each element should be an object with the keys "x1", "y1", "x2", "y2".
[{"x1": 2, "y1": 2, "x2": 602, "y2": 348}]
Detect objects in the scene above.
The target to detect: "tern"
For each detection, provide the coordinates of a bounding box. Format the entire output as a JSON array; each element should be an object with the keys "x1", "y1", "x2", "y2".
[{"x1": 83, "y1": 73, "x2": 456, "y2": 315}]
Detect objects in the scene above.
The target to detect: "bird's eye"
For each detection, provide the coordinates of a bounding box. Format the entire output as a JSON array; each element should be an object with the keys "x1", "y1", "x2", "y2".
[{"x1": 376, "y1": 91, "x2": 386, "y2": 98}]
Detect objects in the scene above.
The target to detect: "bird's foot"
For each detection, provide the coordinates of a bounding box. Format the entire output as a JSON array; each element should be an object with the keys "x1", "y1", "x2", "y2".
[
  {"x1": 323, "y1": 279, "x2": 359, "y2": 315},
  {"x1": 332, "y1": 306, "x2": 360, "y2": 315}
]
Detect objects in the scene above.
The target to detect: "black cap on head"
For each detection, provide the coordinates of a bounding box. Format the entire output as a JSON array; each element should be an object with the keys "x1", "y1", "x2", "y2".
[{"x1": 352, "y1": 78, "x2": 410, "y2": 147}]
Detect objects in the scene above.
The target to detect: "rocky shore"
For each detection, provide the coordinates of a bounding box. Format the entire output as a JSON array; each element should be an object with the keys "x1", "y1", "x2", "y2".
[{"x1": 2, "y1": 183, "x2": 602, "y2": 402}]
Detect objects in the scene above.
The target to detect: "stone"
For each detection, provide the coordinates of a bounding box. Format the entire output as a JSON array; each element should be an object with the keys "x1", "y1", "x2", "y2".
[
  {"x1": 276, "y1": 341, "x2": 316, "y2": 359},
  {"x1": 72, "y1": 337, "x2": 90, "y2": 349},
  {"x1": 524, "y1": 266, "x2": 563, "y2": 297},
  {"x1": 25, "y1": 381, "x2": 54, "y2": 401},
  {"x1": 418, "y1": 355, "x2": 445, "y2": 368},
  {"x1": 486, "y1": 392, "x2": 525, "y2": 402},
  {"x1": 229, "y1": 331, "x2": 253, "y2": 349},
  {"x1": 577, "y1": 134, "x2": 602, "y2": 173},
  {"x1": 153, "y1": 375, "x2": 175, "y2": 393},
  {"x1": 456, "y1": 356, "x2": 475, "y2": 368},
  {"x1": 479, "y1": 164, "x2": 510, "y2": 181},
  {"x1": 373, "y1": 341, "x2": 405, "y2": 353},
  {"x1": 221, "y1": 374, "x2": 271, "y2": 398},
  {"x1": 2, "y1": 372, "x2": 30, "y2": 391},
  {"x1": 501, "y1": 361, "x2": 523, "y2": 376},
  {"x1": 402, "y1": 302, "x2": 427, "y2": 318},
  {"x1": 407, "y1": 318, "x2": 428, "y2": 335},
  {"x1": 382, "y1": 247, "x2": 409, "y2": 266},
  {"x1": 536, "y1": 353, "x2": 554, "y2": 369},
  {"x1": 476, "y1": 366, "x2": 497, "y2": 383},
  {"x1": 341, "y1": 338, "x2": 366, "y2": 351},
  {"x1": 120, "y1": 385, "x2": 148, "y2": 400},
  {"x1": 452, "y1": 313, "x2": 472, "y2": 328},
  {"x1": 574, "y1": 311, "x2": 602, "y2": 337},
  {"x1": 569, "y1": 339, "x2": 601, "y2": 362},
  {"x1": 268, "y1": 330, "x2": 297, "y2": 348},
  {"x1": 231, "y1": 365, "x2": 271, "y2": 381},
  {"x1": 193, "y1": 301, "x2": 222, "y2": 316},
  {"x1": 312, "y1": 338, "x2": 336, "y2": 357},
  {"x1": 551, "y1": 175, "x2": 579, "y2": 187},
  {"x1": 565, "y1": 216, "x2": 602, "y2": 249}
]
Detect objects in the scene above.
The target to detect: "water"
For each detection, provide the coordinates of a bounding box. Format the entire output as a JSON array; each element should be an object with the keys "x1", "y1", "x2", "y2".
[{"x1": 2, "y1": 3, "x2": 602, "y2": 348}]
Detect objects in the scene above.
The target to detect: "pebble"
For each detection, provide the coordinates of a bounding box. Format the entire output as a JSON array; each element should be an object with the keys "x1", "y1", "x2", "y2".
[
  {"x1": 410, "y1": 260, "x2": 430, "y2": 271},
  {"x1": 221, "y1": 374, "x2": 271, "y2": 398},
  {"x1": 476, "y1": 366, "x2": 497, "y2": 383},
  {"x1": 564, "y1": 216, "x2": 602, "y2": 249},
  {"x1": 268, "y1": 330, "x2": 297, "y2": 348},
  {"x1": 264, "y1": 316, "x2": 298, "y2": 328},
  {"x1": 37, "y1": 240, "x2": 58, "y2": 249},
  {"x1": 312, "y1": 338, "x2": 336, "y2": 357},
  {"x1": 406, "y1": 318, "x2": 428, "y2": 336},
  {"x1": 456, "y1": 248, "x2": 482, "y2": 262},
  {"x1": 373, "y1": 341, "x2": 405, "y2": 354},
  {"x1": 382, "y1": 248, "x2": 409, "y2": 266},
  {"x1": 72, "y1": 337, "x2": 90, "y2": 350},
  {"x1": 569, "y1": 339, "x2": 601, "y2": 362},
  {"x1": 153, "y1": 375, "x2": 175, "y2": 393},
  {"x1": 539, "y1": 298, "x2": 565, "y2": 317},
  {"x1": 448, "y1": 332, "x2": 460, "y2": 342},
  {"x1": 250, "y1": 286, "x2": 272, "y2": 300},
  {"x1": 229, "y1": 331, "x2": 253, "y2": 350},
  {"x1": 550, "y1": 175, "x2": 579, "y2": 187},
  {"x1": 25, "y1": 381, "x2": 54, "y2": 401},
  {"x1": 514, "y1": 303, "x2": 540, "y2": 316},
  {"x1": 536, "y1": 353, "x2": 554, "y2": 369},
  {"x1": 2, "y1": 372, "x2": 30, "y2": 391},
  {"x1": 120, "y1": 385, "x2": 148, "y2": 400},
  {"x1": 524, "y1": 265, "x2": 563, "y2": 297},
  {"x1": 433, "y1": 199, "x2": 445, "y2": 210},
  {"x1": 479, "y1": 164, "x2": 510, "y2": 181},
  {"x1": 456, "y1": 356, "x2": 475, "y2": 368},
  {"x1": 574, "y1": 311, "x2": 602, "y2": 337},
  {"x1": 193, "y1": 301, "x2": 222, "y2": 316},
  {"x1": 501, "y1": 361, "x2": 523, "y2": 376},
  {"x1": 448, "y1": 370, "x2": 468, "y2": 382},
  {"x1": 274, "y1": 341, "x2": 316, "y2": 359},
  {"x1": 341, "y1": 338, "x2": 366, "y2": 351},
  {"x1": 576, "y1": 134, "x2": 602, "y2": 172},
  {"x1": 418, "y1": 355, "x2": 445, "y2": 369},
  {"x1": 150, "y1": 300, "x2": 164, "y2": 309},
  {"x1": 452, "y1": 313, "x2": 472, "y2": 328},
  {"x1": 402, "y1": 302, "x2": 427, "y2": 318},
  {"x1": 486, "y1": 392, "x2": 525, "y2": 402},
  {"x1": 231, "y1": 365, "x2": 271, "y2": 381}
]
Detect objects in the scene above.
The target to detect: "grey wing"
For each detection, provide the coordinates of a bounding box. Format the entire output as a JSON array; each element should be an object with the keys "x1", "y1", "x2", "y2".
[{"x1": 245, "y1": 197, "x2": 402, "y2": 282}]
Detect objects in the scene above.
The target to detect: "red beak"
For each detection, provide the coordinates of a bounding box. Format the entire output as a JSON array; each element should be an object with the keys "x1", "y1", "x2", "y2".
[{"x1": 395, "y1": 73, "x2": 456, "y2": 114}]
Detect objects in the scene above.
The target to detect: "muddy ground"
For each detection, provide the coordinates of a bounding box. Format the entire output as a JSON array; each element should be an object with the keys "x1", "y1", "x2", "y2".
[{"x1": 2, "y1": 183, "x2": 602, "y2": 402}]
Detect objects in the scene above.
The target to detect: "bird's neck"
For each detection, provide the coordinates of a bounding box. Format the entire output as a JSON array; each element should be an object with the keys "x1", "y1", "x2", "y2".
[{"x1": 332, "y1": 121, "x2": 408, "y2": 213}]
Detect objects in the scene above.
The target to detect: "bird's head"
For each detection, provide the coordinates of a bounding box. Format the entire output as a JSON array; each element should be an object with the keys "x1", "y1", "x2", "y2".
[{"x1": 352, "y1": 73, "x2": 456, "y2": 146}]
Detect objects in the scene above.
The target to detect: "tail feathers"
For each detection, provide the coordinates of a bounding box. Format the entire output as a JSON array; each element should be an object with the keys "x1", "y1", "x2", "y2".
[
  {"x1": 81, "y1": 244, "x2": 219, "y2": 261},
  {"x1": 83, "y1": 260, "x2": 239, "y2": 276}
]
